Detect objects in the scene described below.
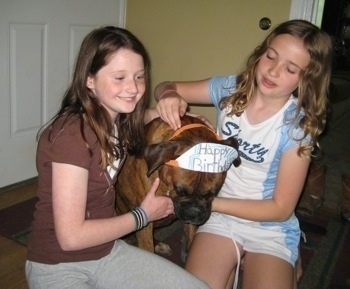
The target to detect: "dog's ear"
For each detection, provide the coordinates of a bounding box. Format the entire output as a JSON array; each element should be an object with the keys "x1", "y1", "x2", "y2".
[
  {"x1": 143, "y1": 142, "x2": 180, "y2": 176},
  {"x1": 220, "y1": 136, "x2": 241, "y2": 167}
]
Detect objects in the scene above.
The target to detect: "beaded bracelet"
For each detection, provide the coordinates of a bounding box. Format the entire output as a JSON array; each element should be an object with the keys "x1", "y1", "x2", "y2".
[
  {"x1": 156, "y1": 89, "x2": 177, "y2": 101},
  {"x1": 130, "y1": 206, "x2": 149, "y2": 231}
]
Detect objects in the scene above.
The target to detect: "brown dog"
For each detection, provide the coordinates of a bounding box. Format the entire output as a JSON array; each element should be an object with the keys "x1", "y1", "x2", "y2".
[{"x1": 116, "y1": 115, "x2": 240, "y2": 256}]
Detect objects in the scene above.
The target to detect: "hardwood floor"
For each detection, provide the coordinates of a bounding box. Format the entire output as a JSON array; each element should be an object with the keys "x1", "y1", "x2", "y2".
[
  {"x1": 0, "y1": 179, "x2": 37, "y2": 289},
  {"x1": 0, "y1": 236, "x2": 28, "y2": 289}
]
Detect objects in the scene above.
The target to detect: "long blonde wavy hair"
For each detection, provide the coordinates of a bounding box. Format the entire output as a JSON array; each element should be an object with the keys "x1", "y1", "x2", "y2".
[{"x1": 221, "y1": 20, "x2": 333, "y2": 157}]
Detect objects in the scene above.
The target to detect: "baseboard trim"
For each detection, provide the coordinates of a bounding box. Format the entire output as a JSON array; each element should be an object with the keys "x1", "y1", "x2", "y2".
[{"x1": 0, "y1": 177, "x2": 38, "y2": 194}]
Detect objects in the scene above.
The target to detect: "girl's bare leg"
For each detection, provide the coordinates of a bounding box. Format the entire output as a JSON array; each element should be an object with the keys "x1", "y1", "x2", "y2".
[
  {"x1": 225, "y1": 269, "x2": 236, "y2": 289},
  {"x1": 185, "y1": 232, "x2": 242, "y2": 289},
  {"x1": 241, "y1": 252, "x2": 294, "y2": 289},
  {"x1": 294, "y1": 250, "x2": 302, "y2": 289}
]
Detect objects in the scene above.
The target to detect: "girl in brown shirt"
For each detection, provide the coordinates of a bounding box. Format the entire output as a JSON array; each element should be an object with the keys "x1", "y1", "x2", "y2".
[{"x1": 26, "y1": 26, "x2": 209, "y2": 289}]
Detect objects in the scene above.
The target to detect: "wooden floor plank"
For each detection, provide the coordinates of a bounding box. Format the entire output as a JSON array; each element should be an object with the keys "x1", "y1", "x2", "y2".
[
  {"x1": 0, "y1": 235, "x2": 28, "y2": 289},
  {"x1": 0, "y1": 182, "x2": 37, "y2": 210},
  {"x1": 0, "y1": 181, "x2": 36, "y2": 289}
]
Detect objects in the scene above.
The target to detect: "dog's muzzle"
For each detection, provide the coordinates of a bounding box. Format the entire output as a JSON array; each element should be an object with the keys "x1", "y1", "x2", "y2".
[{"x1": 173, "y1": 196, "x2": 212, "y2": 225}]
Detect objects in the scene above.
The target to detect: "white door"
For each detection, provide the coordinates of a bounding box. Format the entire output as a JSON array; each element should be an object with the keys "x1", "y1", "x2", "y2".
[{"x1": 0, "y1": 0, "x2": 125, "y2": 187}]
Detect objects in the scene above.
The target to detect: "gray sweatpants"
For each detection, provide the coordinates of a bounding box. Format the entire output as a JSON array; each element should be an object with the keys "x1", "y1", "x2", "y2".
[{"x1": 26, "y1": 239, "x2": 209, "y2": 289}]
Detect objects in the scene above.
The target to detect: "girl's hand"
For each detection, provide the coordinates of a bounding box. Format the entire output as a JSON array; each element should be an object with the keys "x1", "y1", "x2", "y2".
[
  {"x1": 156, "y1": 92, "x2": 188, "y2": 130},
  {"x1": 140, "y1": 178, "x2": 174, "y2": 222}
]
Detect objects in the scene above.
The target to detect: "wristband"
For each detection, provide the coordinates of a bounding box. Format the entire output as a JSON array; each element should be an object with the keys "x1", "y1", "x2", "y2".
[
  {"x1": 130, "y1": 206, "x2": 149, "y2": 231},
  {"x1": 138, "y1": 206, "x2": 149, "y2": 226},
  {"x1": 157, "y1": 89, "x2": 177, "y2": 101}
]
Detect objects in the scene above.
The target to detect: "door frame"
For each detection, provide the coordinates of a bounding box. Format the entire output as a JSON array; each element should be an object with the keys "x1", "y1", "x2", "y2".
[
  {"x1": 290, "y1": 0, "x2": 323, "y2": 25},
  {"x1": 118, "y1": 0, "x2": 127, "y2": 26}
]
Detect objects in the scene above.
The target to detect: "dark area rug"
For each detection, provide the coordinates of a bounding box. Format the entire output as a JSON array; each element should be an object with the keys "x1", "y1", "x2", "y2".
[
  {"x1": 0, "y1": 197, "x2": 38, "y2": 246},
  {"x1": 298, "y1": 214, "x2": 350, "y2": 289},
  {"x1": 1, "y1": 197, "x2": 349, "y2": 288}
]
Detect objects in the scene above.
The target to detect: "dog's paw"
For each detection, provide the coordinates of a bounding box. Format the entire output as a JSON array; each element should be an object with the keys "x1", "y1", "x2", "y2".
[{"x1": 155, "y1": 242, "x2": 173, "y2": 256}]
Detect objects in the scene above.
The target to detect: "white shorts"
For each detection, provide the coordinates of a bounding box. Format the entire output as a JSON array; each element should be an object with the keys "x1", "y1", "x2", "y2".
[{"x1": 197, "y1": 212, "x2": 300, "y2": 266}]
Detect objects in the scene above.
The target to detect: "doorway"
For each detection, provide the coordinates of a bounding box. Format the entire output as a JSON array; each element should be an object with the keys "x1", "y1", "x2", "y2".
[
  {"x1": 321, "y1": 0, "x2": 350, "y2": 71},
  {"x1": 0, "y1": 0, "x2": 126, "y2": 188}
]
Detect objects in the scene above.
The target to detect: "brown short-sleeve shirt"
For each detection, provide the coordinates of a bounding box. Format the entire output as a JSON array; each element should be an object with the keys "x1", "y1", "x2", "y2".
[{"x1": 27, "y1": 115, "x2": 118, "y2": 264}]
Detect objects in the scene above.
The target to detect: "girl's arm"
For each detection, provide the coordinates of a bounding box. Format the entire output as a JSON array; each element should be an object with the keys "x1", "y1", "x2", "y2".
[
  {"x1": 155, "y1": 79, "x2": 212, "y2": 130},
  {"x1": 52, "y1": 163, "x2": 173, "y2": 251},
  {"x1": 212, "y1": 147, "x2": 311, "y2": 221}
]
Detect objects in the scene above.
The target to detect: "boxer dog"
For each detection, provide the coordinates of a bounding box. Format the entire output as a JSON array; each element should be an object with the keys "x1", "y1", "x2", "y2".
[{"x1": 116, "y1": 115, "x2": 240, "y2": 257}]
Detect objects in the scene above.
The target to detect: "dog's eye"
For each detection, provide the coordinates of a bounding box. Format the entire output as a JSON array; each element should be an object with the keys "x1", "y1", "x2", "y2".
[
  {"x1": 174, "y1": 186, "x2": 188, "y2": 196},
  {"x1": 202, "y1": 192, "x2": 216, "y2": 200}
]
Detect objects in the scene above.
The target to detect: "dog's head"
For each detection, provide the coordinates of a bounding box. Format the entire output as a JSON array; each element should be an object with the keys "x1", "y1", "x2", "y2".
[{"x1": 143, "y1": 115, "x2": 240, "y2": 225}]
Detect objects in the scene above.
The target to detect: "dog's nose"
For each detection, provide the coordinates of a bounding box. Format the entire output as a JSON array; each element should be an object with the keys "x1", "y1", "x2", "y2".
[{"x1": 174, "y1": 199, "x2": 211, "y2": 225}]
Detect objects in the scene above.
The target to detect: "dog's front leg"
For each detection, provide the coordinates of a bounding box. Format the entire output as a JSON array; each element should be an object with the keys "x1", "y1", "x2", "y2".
[
  {"x1": 135, "y1": 223, "x2": 155, "y2": 252},
  {"x1": 181, "y1": 224, "x2": 198, "y2": 262},
  {"x1": 183, "y1": 223, "x2": 198, "y2": 251}
]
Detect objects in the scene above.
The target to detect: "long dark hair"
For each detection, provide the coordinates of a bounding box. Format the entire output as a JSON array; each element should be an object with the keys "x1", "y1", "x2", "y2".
[{"x1": 39, "y1": 26, "x2": 151, "y2": 170}]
